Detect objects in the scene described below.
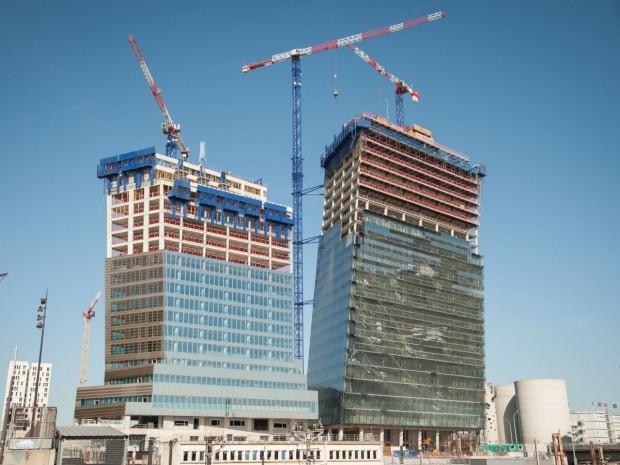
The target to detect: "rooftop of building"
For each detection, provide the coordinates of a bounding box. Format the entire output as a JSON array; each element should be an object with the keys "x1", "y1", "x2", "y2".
[{"x1": 322, "y1": 112, "x2": 486, "y2": 178}]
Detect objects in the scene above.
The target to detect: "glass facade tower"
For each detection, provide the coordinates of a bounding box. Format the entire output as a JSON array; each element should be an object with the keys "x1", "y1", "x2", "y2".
[
  {"x1": 75, "y1": 147, "x2": 317, "y2": 431},
  {"x1": 307, "y1": 114, "x2": 486, "y2": 443}
]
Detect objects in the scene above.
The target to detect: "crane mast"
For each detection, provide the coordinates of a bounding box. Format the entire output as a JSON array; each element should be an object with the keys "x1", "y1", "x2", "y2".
[
  {"x1": 80, "y1": 291, "x2": 101, "y2": 387},
  {"x1": 128, "y1": 35, "x2": 189, "y2": 161},
  {"x1": 243, "y1": 11, "x2": 445, "y2": 368},
  {"x1": 347, "y1": 44, "x2": 420, "y2": 126}
]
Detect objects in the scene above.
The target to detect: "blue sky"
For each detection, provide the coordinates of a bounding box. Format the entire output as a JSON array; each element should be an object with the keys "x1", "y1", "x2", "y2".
[{"x1": 1, "y1": 1, "x2": 618, "y2": 426}]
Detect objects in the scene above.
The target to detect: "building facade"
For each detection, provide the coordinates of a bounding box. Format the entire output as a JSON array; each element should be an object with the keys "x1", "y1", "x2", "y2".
[
  {"x1": 2, "y1": 360, "x2": 52, "y2": 422},
  {"x1": 571, "y1": 410, "x2": 620, "y2": 445},
  {"x1": 483, "y1": 384, "x2": 499, "y2": 445},
  {"x1": 75, "y1": 147, "x2": 317, "y2": 435},
  {"x1": 307, "y1": 113, "x2": 486, "y2": 449}
]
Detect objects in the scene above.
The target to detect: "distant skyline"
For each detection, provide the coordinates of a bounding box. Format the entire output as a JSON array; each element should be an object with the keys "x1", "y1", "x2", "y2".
[{"x1": 1, "y1": 0, "x2": 619, "y2": 426}]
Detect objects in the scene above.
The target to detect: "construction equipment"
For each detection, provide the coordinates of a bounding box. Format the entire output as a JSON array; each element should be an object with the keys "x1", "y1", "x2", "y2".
[
  {"x1": 79, "y1": 291, "x2": 101, "y2": 387},
  {"x1": 199, "y1": 140, "x2": 206, "y2": 177},
  {"x1": 128, "y1": 35, "x2": 189, "y2": 162},
  {"x1": 347, "y1": 44, "x2": 419, "y2": 126},
  {"x1": 242, "y1": 11, "x2": 445, "y2": 366}
]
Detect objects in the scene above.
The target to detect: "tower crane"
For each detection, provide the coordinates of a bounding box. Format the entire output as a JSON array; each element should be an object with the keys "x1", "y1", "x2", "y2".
[
  {"x1": 128, "y1": 35, "x2": 189, "y2": 162},
  {"x1": 242, "y1": 11, "x2": 445, "y2": 366},
  {"x1": 347, "y1": 44, "x2": 420, "y2": 127},
  {"x1": 80, "y1": 291, "x2": 101, "y2": 387}
]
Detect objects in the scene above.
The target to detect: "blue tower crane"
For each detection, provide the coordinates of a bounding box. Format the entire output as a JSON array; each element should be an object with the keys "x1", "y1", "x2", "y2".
[{"x1": 243, "y1": 11, "x2": 446, "y2": 368}]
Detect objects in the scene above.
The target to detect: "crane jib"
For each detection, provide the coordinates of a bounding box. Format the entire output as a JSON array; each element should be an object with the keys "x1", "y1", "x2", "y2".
[{"x1": 242, "y1": 11, "x2": 445, "y2": 72}]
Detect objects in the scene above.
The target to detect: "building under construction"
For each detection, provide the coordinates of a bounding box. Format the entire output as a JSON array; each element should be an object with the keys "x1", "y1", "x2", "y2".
[
  {"x1": 307, "y1": 113, "x2": 487, "y2": 451},
  {"x1": 74, "y1": 148, "x2": 318, "y2": 433}
]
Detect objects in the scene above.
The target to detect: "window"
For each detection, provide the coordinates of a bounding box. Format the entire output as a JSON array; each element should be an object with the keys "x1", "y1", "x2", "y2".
[
  {"x1": 230, "y1": 420, "x2": 245, "y2": 427},
  {"x1": 210, "y1": 419, "x2": 221, "y2": 426},
  {"x1": 174, "y1": 420, "x2": 189, "y2": 427}
]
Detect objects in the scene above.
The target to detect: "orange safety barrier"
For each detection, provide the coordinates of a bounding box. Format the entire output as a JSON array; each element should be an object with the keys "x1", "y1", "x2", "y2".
[
  {"x1": 358, "y1": 194, "x2": 471, "y2": 233},
  {"x1": 207, "y1": 227, "x2": 226, "y2": 235},
  {"x1": 359, "y1": 178, "x2": 477, "y2": 225},
  {"x1": 363, "y1": 133, "x2": 477, "y2": 184},
  {"x1": 360, "y1": 152, "x2": 478, "y2": 203},
  {"x1": 251, "y1": 262, "x2": 270, "y2": 269},
  {"x1": 360, "y1": 166, "x2": 476, "y2": 213},
  {"x1": 185, "y1": 222, "x2": 203, "y2": 231},
  {"x1": 182, "y1": 247, "x2": 202, "y2": 257},
  {"x1": 362, "y1": 144, "x2": 478, "y2": 196}
]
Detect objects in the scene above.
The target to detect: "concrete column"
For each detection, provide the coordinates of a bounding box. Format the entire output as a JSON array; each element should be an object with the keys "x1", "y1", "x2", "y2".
[
  {"x1": 380, "y1": 429, "x2": 385, "y2": 444},
  {"x1": 399, "y1": 430, "x2": 404, "y2": 447},
  {"x1": 417, "y1": 431, "x2": 423, "y2": 450},
  {"x1": 338, "y1": 427, "x2": 344, "y2": 441},
  {"x1": 435, "y1": 431, "x2": 440, "y2": 451},
  {"x1": 359, "y1": 429, "x2": 364, "y2": 441}
]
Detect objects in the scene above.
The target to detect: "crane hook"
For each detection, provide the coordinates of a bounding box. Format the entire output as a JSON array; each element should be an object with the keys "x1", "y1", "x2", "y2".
[{"x1": 333, "y1": 73, "x2": 338, "y2": 100}]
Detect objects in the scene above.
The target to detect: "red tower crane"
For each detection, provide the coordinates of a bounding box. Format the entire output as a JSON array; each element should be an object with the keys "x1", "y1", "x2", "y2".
[
  {"x1": 347, "y1": 44, "x2": 420, "y2": 127},
  {"x1": 128, "y1": 35, "x2": 189, "y2": 161},
  {"x1": 242, "y1": 11, "x2": 445, "y2": 367},
  {"x1": 80, "y1": 291, "x2": 101, "y2": 387}
]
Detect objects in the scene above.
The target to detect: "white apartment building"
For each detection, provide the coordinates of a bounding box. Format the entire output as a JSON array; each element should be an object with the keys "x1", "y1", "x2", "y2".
[
  {"x1": 571, "y1": 410, "x2": 620, "y2": 445},
  {"x1": 1, "y1": 360, "x2": 52, "y2": 423}
]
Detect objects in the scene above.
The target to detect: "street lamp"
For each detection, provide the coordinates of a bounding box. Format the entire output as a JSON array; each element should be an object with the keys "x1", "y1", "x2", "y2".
[
  {"x1": 513, "y1": 410, "x2": 519, "y2": 444},
  {"x1": 566, "y1": 432, "x2": 577, "y2": 465},
  {"x1": 30, "y1": 291, "x2": 47, "y2": 437},
  {"x1": 504, "y1": 419, "x2": 514, "y2": 444}
]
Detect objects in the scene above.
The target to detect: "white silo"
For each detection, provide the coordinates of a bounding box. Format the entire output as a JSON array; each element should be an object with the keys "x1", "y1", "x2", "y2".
[
  {"x1": 494, "y1": 383, "x2": 518, "y2": 444},
  {"x1": 515, "y1": 379, "x2": 571, "y2": 452}
]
